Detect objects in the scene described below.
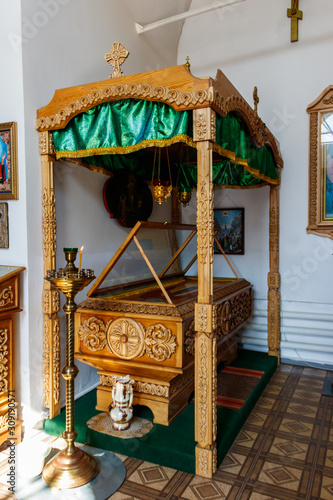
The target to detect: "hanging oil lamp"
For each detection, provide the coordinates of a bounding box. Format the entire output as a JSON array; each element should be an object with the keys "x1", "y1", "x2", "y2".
[
  {"x1": 151, "y1": 147, "x2": 173, "y2": 204},
  {"x1": 176, "y1": 144, "x2": 192, "y2": 207},
  {"x1": 178, "y1": 188, "x2": 192, "y2": 207}
]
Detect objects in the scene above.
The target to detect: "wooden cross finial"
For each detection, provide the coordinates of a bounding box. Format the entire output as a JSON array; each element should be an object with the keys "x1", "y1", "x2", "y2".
[
  {"x1": 104, "y1": 41, "x2": 130, "y2": 79},
  {"x1": 185, "y1": 56, "x2": 191, "y2": 73},
  {"x1": 287, "y1": 0, "x2": 303, "y2": 42},
  {"x1": 253, "y1": 87, "x2": 259, "y2": 114}
]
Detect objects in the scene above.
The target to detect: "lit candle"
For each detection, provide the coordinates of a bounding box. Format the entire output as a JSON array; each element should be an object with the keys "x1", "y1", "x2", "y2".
[{"x1": 78, "y1": 246, "x2": 84, "y2": 272}]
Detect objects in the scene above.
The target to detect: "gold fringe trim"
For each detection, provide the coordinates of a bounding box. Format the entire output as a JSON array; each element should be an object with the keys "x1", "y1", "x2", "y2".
[
  {"x1": 213, "y1": 143, "x2": 280, "y2": 185},
  {"x1": 55, "y1": 135, "x2": 280, "y2": 186},
  {"x1": 55, "y1": 135, "x2": 196, "y2": 160}
]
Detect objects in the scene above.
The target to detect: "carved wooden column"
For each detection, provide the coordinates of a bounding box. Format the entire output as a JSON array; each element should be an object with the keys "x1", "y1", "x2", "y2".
[
  {"x1": 268, "y1": 185, "x2": 280, "y2": 360},
  {"x1": 40, "y1": 131, "x2": 61, "y2": 418},
  {"x1": 193, "y1": 108, "x2": 217, "y2": 478}
]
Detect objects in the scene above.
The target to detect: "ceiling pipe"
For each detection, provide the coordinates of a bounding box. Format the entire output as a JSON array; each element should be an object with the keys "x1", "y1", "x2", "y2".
[{"x1": 135, "y1": 0, "x2": 246, "y2": 34}]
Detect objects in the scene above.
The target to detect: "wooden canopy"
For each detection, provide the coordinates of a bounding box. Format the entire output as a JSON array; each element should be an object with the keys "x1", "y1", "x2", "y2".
[{"x1": 37, "y1": 59, "x2": 282, "y2": 478}]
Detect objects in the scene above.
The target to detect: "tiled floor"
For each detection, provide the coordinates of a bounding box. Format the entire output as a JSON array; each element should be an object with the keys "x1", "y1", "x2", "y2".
[{"x1": 0, "y1": 363, "x2": 332, "y2": 499}]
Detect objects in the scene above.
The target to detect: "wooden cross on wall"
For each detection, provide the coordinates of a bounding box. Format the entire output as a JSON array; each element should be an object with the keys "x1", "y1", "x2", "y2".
[{"x1": 287, "y1": 0, "x2": 303, "y2": 42}]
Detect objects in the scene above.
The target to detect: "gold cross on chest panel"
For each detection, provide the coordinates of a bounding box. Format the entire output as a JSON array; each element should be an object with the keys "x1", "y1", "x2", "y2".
[{"x1": 287, "y1": 0, "x2": 303, "y2": 42}]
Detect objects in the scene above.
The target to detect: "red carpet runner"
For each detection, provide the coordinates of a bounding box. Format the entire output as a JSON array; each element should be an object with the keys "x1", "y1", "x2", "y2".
[{"x1": 217, "y1": 366, "x2": 264, "y2": 410}]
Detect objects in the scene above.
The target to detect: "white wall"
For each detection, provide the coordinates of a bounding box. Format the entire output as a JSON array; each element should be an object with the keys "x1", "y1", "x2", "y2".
[
  {"x1": 1, "y1": 0, "x2": 189, "y2": 426},
  {"x1": 0, "y1": 1, "x2": 30, "y2": 420},
  {"x1": 178, "y1": 0, "x2": 333, "y2": 366}
]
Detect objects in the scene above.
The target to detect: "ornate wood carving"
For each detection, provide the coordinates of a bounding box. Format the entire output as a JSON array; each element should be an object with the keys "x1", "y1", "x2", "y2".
[
  {"x1": 197, "y1": 180, "x2": 214, "y2": 267},
  {"x1": 307, "y1": 86, "x2": 333, "y2": 238},
  {"x1": 107, "y1": 318, "x2": 145, "y2": 360},
  {"x1": 43, "y1": 315, "x2": 61, "y2": 408},
  {"x1": 78, "y1": 279, "x2": 251, "y2": 317},
  {"x1": 193, "y1": 107, "x2": 216, "y2": 143},
  {"x1": 79, "y1": 316, "x2": 177, "y2": 362},
  {"x1": 42, "y1": 187, "x2": 57, "y2": 260},
  {"x1": 268, "y1": 186, "x2": 280, "y2": 359},
  {"x1": 185, "y1": 320, "x2": 195, "y2": 355},
  {"x1": 134, "y1": 381, "x2": 168, "y2": 398},
  {"x1": 169, "y1": 367, "x2": 194, "y2": 396},
  {"x1": 78, "y1": 317, "x2": 107, "y2": 351},
  {"x1": 36, "y1": 84, "x2": 212, "y2": 131},
  {"x1": 196, "y1": 304, "x2": 207, "y2": 331},
  {"x1": 0, "y1": 329, "x2": 8, "y2": 395},
  {"x1": 100, "y1": 370, "x2": 196, "y2": 399},
  {"x1": 145, "y1": 324, "x2": 177, "y2": 362},
  {"x1": 39, "y1": 131, "x2": 55, "y2": 156},
  {"x1": 220, "y1": 300, "x2": 231, "y2": 335},
  {"x1": 42, "y1": 289, "x2": 60, "y2": 315},
  {"x1": 212, "y1": 336, "x2": 217, "y2": 442},
  {"x1": 36, "y1": 75, "x2": 282, "y2": 171},
  {"x1": 308, "y1": 113, "x2": 318, "y2": 227},
  {"x1": 0, "y1": 413, "x2": 8, "y2": 430},
  {"x1": 197, "y1": 336, "x2": 208, "y2": 444},
  {"x1": 41, "y1": 150, "x2": 60, "y2": 418},
  {"x1": 196, "y1": 445, "x2": 217, "y2": 478},
  {"x1": 268, "y1": 289, "x2": 281, "y2": 354},
  {"x1": 0, "y1": 287, "x2": 13, "y2": 308},
  {"x1": 43, "y1": 316, "x2": 50, "y2": 408},
  {"x1": 195, "y1": 112, "x2": 207, "y2": 141},
  {"x1": 104, "y1": 42, "x2": 129, "y2": 79}
]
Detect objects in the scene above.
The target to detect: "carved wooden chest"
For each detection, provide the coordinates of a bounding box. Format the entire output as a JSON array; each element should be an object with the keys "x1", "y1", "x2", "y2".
[{"x1": 75, "y1": 222, "x2": 252, "y2": 425}]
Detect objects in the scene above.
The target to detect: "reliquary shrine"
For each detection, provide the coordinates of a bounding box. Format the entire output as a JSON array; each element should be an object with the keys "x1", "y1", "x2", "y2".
[
  {"x1": 37, "y1": 43, "x2": 283, "y2": 477},
  {"x1": 75, "y1": 221, "x2": 252, "y2": 426}
]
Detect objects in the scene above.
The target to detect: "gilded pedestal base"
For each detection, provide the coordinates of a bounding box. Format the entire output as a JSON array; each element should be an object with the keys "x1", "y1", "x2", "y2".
[{"x1": 42, "y1": 446, "x2": 99, "y2": 489}]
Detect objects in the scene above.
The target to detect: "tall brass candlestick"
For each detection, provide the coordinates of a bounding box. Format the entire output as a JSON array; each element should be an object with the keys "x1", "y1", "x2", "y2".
[{"x1": 42, "y1": 248, "x2": 99, "y2": 489}]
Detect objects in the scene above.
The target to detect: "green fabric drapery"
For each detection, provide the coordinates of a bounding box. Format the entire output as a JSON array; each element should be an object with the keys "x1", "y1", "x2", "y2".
[{"x1": 52, "y1": 98, "x2": 279, "y2": 188}]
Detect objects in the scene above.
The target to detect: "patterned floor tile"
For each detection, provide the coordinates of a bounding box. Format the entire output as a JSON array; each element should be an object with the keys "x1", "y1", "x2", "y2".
[
  {"x1": 320, "y1": 475, "x2": 333, "y2": 499},
  {"x1": 247, "y1": 491, "x2": 286, "y2": 500},
  {"x1": 329, "y1": 426, "x2": 333, "y2": 444},
  {"x1": 129, "y1": 462, "x2": 175, "y2": 489},
  {"x1": 292, "y1": 389, "x2": 321, "y2": 403},
  {"x1": 246, "y1": 411, "x2": 269, "y2": 428},
  {"x1": 262, "y1": 385, "x2": 282, "y2": 396},
  {"x1": 234, "y1": 429, "x2": 259, "y2": 448},
  {"x1": 277, "y1": 418, "x2": 314, "y2": 437},
  {"x1": 257, "y1": 461, "x2": 302, "y2": 492},
  {"x1": 286, "y1": 402, "x2": 318, "y2": 419},
  {"x1": 297, "y1": 378, "x2": 324, "y2": 391},
  {"x1": 325, "y1": 449, "x2": 333, "y2": 469},
  {"x1": 254, "y1": 396, "x2": 277, "y2": 411},
  {"x1": 268, "y1": 437, "x2": 309, "y2": 461},
  {"x1": 109, "y1": 493, "x2": 136, "y2": 500},
  {"x1": 182, "y1": 476, "x2": 232, "y2": 500},
  {"x1": 219, "y1": 452, "x2": 247, "y2": 475},
  {"x1": 1, "y1": 362, "x2": 331, "y2": 499}
]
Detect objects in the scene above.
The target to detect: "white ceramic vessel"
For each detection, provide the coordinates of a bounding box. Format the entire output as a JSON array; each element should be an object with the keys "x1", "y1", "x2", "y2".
[{"x1": 110, "y1": 375, "x2": 134, "y2": 430}]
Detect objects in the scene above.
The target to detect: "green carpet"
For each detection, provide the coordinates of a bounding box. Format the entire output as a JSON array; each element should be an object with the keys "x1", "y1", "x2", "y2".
[{"x1": 44, "y1": 350, "x2": 277, "y2": 474}]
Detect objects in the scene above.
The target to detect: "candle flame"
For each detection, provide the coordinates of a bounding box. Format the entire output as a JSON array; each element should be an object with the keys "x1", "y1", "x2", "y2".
[{"x1": 80, "y1": 246, "x2": 84, "y2": 252}]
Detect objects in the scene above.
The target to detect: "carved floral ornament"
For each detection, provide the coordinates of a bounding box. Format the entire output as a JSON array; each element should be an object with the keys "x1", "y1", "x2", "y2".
[
  {"x1": 0, "y1": 329, "x2": 8, "y2": 395},
  {"x1": 0, "y1": 287, "x2": 14, "y2": 308},
  {"x1": 78, "y1": 316, "x2": 177, "y2": 362}
]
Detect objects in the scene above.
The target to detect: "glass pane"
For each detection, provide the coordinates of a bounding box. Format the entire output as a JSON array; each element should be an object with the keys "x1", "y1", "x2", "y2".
[
  {"x1": 96, "y1": 226, "x2": 197, "y2": 292},
  {"x1": 321, "y1": 112, "x2": 333, "y2": 218}
]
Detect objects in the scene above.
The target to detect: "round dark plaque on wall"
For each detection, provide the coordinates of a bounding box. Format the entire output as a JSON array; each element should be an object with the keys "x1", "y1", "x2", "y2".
[{"x1": 103, "y1": 169, "x2": 153, "y2": 228}]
